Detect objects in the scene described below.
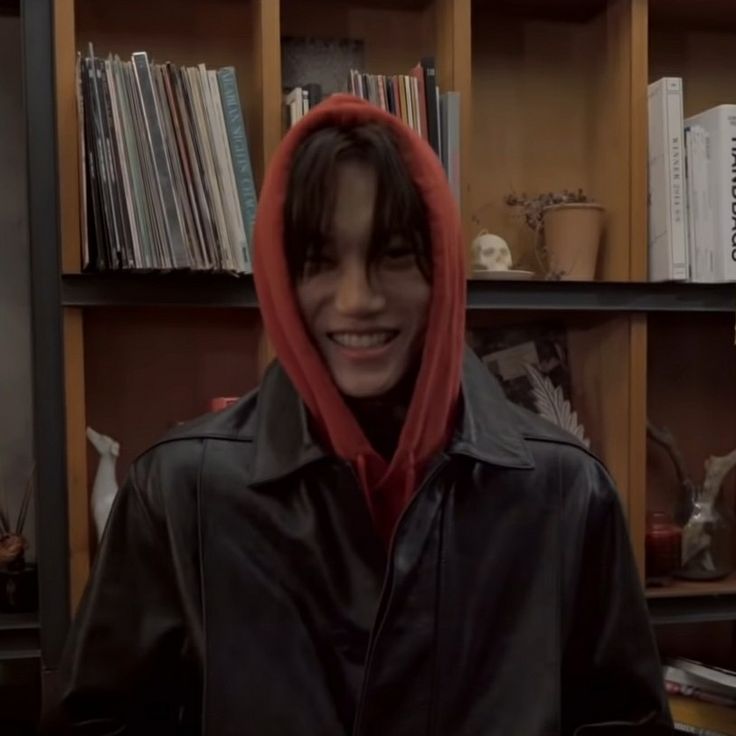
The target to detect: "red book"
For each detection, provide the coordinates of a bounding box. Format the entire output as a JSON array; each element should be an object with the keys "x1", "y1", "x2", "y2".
[{"x1": 409, "y1": 63, "x2": 428, "y2": 142}]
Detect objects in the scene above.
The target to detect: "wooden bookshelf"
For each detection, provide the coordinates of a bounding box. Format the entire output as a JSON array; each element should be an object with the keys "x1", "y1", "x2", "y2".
[
  {"x1": 648, "y1": 574, "x2": 736, "y2": 600},
  {"x1": 36, "y1": 0, "x2": 736, "y2": 670}
]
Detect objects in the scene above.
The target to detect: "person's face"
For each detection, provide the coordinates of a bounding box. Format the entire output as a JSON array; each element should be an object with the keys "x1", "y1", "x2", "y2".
[{"x1": 296, "y1": 160, "x2": 431, "y2": 399}]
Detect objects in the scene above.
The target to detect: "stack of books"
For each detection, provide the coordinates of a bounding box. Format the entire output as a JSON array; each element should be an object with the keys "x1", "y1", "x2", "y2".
[
  {"x1": 346, "y1": 58, "x2": 460, "y2": 204},
  {"x1": 77, "y1": 45, "x2": 257, "y2": 274},
  {"x1": 283, "y1": 83, "x2": 323, "y2": 129},
  {"x1": 664, "y1": 658, "x2": 736, "y2": 735},
  {"x1": 648, "y1": 77, "x2": 736, "y2": 283},
  {"x1": 283, "y1": 57, "x2": 460, "y2": 205}
]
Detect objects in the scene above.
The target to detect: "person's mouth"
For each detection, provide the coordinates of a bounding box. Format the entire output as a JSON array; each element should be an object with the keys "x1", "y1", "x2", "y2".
[{"x1": 327, "y1": 330, "x2": 399, "y2": 349}]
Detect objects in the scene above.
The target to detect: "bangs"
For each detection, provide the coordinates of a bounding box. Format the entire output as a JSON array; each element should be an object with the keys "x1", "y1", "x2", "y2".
[{"x1": 284, "y1": 124, "x2": 432, "y2": 280}]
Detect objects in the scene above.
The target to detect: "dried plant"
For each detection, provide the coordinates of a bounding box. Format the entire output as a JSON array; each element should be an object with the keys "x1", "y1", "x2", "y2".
[
  {"x1": 504, "y1": 189, "x2": 591, "y2": 233},
  {"x1": 0, "y1": 463, "x2": 35, "y2": 570}
]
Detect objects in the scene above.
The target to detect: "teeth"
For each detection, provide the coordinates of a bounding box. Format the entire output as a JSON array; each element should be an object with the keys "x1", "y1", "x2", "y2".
[{"x1": 330, "y1": 332, "x2": 395, "y2": 348}]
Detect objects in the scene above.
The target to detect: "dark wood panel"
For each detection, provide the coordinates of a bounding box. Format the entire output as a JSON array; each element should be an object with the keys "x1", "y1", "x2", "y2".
[
  {"x1": 476, "y1": 0, "x2": 609, "y2": 23},
  {"x1": 83, "y1": 307, "x2": 262, "y2": 480},
  {"x1": 0, "y1": 0, "x2": 20, "y2": 17},
  {"x1": 650, "y1": 0, "x2": 736, "y2": 32}
]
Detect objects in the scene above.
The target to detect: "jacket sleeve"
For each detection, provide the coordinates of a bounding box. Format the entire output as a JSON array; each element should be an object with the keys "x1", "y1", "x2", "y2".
[
  {"x1": 561, "y1": 458, "x2": 674, "y2": 735},
  {"x1": 42, "y1": 462, "x2": 191, "y2": 735}
]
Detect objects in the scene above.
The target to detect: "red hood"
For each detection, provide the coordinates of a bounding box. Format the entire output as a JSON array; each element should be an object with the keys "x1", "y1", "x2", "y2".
[{"x1": 253, "y1": 94, "x2": 467, "y2": 544}]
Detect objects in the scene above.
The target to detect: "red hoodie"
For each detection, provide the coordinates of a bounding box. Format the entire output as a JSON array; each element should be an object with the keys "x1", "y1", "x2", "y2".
[{"x1": 253, "y1": 94, "x2": 466, "y2": 544}]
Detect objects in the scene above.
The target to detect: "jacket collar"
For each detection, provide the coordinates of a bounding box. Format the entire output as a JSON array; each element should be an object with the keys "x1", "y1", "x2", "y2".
[
  {"x1": 250, "y1": 362, "x2": 329, "y2": 486},
  {"x1": 250, "y1": 348, "x2": 534, "y2": 486},
  {"x1": 448, "y1": 348, "x2": 535, "y2": 469}
]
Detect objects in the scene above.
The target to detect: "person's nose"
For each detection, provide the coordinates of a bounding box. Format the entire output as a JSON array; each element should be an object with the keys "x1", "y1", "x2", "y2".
[{"x1": 334, "y1": 260, "x2": 385, "y2": 316}]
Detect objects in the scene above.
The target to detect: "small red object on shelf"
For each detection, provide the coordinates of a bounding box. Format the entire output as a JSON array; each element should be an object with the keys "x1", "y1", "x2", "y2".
[
  {"x1": 645, "y1": 510, "x2": 682, "y2": 584},
  {"x1": 209, "y1": 396, "x2": 239, "y2": 412}
]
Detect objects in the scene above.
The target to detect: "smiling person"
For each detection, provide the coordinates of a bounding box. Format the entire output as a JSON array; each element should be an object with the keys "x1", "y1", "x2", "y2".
[{"x1": 43, "y1": 96, "x2": 672, "y2": 735}]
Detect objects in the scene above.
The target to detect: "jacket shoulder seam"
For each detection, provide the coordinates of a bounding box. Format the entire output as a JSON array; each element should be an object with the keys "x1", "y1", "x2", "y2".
[
  {"x1": 132, "y1": 432, "x2": 255, "y2": 470},
  {"x1": 520, "y1": 432, "x2": 602, "y2": 466}
]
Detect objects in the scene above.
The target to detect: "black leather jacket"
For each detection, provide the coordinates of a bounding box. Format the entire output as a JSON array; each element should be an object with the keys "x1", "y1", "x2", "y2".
[{"x1": 44, "y1": 350, "x2": 672, "y2": 735}]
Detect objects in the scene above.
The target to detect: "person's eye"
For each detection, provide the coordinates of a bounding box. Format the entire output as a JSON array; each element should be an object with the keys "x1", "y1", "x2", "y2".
[
  {"x1": 303, "y1": 251, "x2": 336, "y2": 277},
  {"x1": 383, "y1": 239, "x2": 415, "y2": 263}
]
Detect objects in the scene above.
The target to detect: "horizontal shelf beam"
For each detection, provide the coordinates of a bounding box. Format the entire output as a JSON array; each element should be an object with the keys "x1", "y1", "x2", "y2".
[
  {"x1": 62, "y1": 274, "x2": 736, "y2": 312},
  {"x1": 647, "y1": 593, "x2": 736, "y2": 625},
  {"x1": 62, "y1": 273, "x2": 258, "y2": 308},
  {"x1": 0, "y1": 613, "x2": 41, "y2": 662},
  {"x1": 467, "y1": 280, "x2": 736, "y2": 312}
]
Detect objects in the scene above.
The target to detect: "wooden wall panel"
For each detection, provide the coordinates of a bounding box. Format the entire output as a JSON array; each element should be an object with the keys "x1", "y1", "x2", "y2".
[
  {"x1": 254, "y1": 0, "x2": 282, "y2": 184},
  {"x1": 629, "y1": 0, "x2": 648, "y2": 282},
  {"x1": 470, "y1": 7, "x2": 601, "y2": 275},
  {"x1": 649, "y1": 26, "x2": 736, "y2": 118},
  {"x1": 55, "y1": 0, "x2": 81, "y2": 273},
  {"x1": 586, "y1": 0, "x2": 638, "y2": 282},
  {"x1": 280, "y1": 0, "x2": 435, "y2": 78},
  {"x1": 567, "y1": 316, "x2": 632, "y2": 508},
  {"x1": 647, "y1": 314, "x2": 736, "y2": 522},
  {"x1": 83, "y1": 309, "x2": 262, "y2": 479},
  {"x1": 436, "y1": 0, "x2": 472, "y2": 254},
  {"x1": 63, "y1": 309, "x2": 89, "y2": 612},
  {"x1": 628, "y1": 314, "x2": 647, "y2": 572}
]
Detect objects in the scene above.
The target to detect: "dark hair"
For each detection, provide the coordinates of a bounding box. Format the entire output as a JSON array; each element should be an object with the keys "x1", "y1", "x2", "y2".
[{"x1": 283, "y1": 123, "x2": 432, "y2": 281}]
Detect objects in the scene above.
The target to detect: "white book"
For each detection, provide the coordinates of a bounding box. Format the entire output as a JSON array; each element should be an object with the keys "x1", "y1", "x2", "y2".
[
  {"x1": 685, "y1": 126, "x2": 697, "y2": 280},
  {"x1": 699, "y1": 127, "x2": 716, "y2": 281},
  {"x1": 440, "y1": 91, "x2": 461, "y2": 205},
  {"x1": 648, "y1": 77, "x2": 689, "y2": 281},
  {"x1": 685, "y1": 104, "x2": 736, "y2": 281},
  {"x1": 284, "y1": 87, "x2": 302, "y2": 128},
  {"x1": 688, "y1": 125, "x2": 716, "y2": 281},
  {"x1": 684, "y1": 125, "x2": 713, "y2": 282},
  {"x1": 185, "y1": 67, "x2": 234, "y2": 271},
  {"x1": 665, "y1": 660, "x2": 736, "y2": 698},
  {"x1": 204, "y1": 67, "x2": 247, "y2": 273}
]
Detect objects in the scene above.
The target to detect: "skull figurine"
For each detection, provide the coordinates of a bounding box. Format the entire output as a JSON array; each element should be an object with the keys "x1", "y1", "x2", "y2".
[{"x1": 472, "y1": 231, "x2": 512, "y2": 272}]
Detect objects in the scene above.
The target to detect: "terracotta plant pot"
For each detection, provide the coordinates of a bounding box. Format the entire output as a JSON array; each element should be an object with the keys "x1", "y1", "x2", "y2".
[{"x1": 542, "y1": 203, "x2": 604, "y2": 281}]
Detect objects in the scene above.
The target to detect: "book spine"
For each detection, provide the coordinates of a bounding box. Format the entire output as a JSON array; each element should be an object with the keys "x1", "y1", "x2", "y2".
[
  {"x1": 132, "y1": 51, "x2": 189, "y2": 269},
  {"x1": 421, "y1": 57, "x2": 440, "y2": 156},
  {"x1": 666, "y1": 78, "x2": 689, "y2": 279},
  {"x1": 410, "y1": 63, "x2": 428, "y2": 142},
  {"x1": 87, "y1": 52, "x2": 120, "y2": 268},
  {"x1": 80, "y1": 54, "x2": 106, "y2": 270},
  {"x1": 217, "y1": 67, "x2": 257, "y2": 267},
  {"x1": 185, "y1": 66, "x2": 233, "y2": 271},
  {"x1": 700, "y1": 128, "x2": 716, "y2": 281},
  {"x1": 410, "y1": 76, "x2": 421, "y2": 136},
  {"x1": 715, "y1": 114, "x2": 736, "y2": 280},
  {"x1": 685, "y1": 127, "x2": 698, "y2": 280},
  {"x1": 154, "y1": 63, "x2": 199, "y2": 269},
  {"x1": 647, "y1": 77, "x2": 689, "y2": 281},
  {"x1": 440, "y1": 92, "x2": 448, "y2": 175},
  {"x1": 446, "y1": 91, "x2": 461, "y2": 205},
  {"x1": 125, "y1": 60, "x2": 168, "y2": 269},
  {"x1": 692, "y1": 126, "x2": 714, "y2": 282},
  {"x1": 206, "y1": 68, "x2": 247, "y2": 274},
  {"x1": 105, "y1": 56, "x2": 138, "y2": 269},
  {"x1": 75, "y1": 52, "x2": 90, "y2": 270},
  {"x1": 163, "y1": 62, "x2": 208, "y2": 269},
  {"x1": 173, "y1": 66, "x2": 218, "y2": 270}
]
